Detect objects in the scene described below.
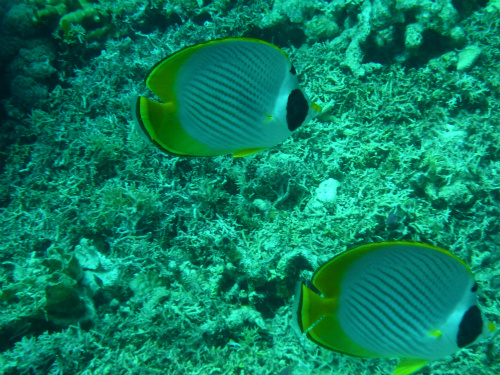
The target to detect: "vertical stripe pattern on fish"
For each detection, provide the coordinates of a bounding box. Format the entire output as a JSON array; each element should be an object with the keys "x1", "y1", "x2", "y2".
[
  {"x1": 293, "y1": 241, "x2": 496, "y2": 375},
  {"x1": 133, "y1": 37, "x2": 321, "y2": 157}
]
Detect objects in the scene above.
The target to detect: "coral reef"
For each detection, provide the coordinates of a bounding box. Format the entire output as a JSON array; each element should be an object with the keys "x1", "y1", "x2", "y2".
[
  {"x1": 258, "y1": 0, "x2": 486, "y2": 76},
  {"x1": 337, "y1": 0, "x2": 469, "y2": 75},
  {"x1": 0, "y1": 0, "x2": 499, "y2": 374}
]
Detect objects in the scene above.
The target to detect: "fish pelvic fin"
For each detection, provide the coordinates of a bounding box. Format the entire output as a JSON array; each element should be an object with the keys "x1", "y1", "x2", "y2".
[{"x1": 232, "y1": 148, "x2": 266, "y2": 157}]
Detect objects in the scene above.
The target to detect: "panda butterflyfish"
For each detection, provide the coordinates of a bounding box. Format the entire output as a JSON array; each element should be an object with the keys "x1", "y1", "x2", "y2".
[
  {"x1": 133, "y1": 37, "x2": 321, "y2": 157},
  {"x1": 294, "y1": 241, "x2": 496, "y2": 375}
]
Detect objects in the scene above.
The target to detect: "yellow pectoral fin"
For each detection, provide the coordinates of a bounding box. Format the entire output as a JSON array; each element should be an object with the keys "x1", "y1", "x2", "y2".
[
  {"x1": 311, "y1": 102, "x2": 322, "y2": 113},
  {"x1": 488, "y1": 321, "x2": 496, "y2": 333},
  {"x1": 429, "y1": 329, "x2": 442, "y2": 338},
  {"x1": 394, "y1": 359, "x2": 429, "y2": 375}
]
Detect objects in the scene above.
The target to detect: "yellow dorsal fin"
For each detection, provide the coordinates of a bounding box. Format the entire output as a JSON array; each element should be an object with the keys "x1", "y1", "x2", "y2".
[{"x1": 394, "y1": 359, "x2": 429, "y2": 375}]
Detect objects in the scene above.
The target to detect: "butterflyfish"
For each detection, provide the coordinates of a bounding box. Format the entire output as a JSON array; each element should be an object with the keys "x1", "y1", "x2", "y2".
[
  {"x1": 133, "y1": 37, "x2": 321, "y2": 157},
  {"x1": 294, "y1": 241, "x2": 496, "y2": 375}
]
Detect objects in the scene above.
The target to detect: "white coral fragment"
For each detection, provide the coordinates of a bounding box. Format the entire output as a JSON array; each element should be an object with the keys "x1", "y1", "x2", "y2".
[{"x1": 457, "y1": 45, "x2": 482, "y2": 72}]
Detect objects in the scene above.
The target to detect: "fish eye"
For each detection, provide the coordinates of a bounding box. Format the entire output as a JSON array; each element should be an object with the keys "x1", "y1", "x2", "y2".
[
  {"x1": 286, "y1": 89, "x2": 308, "y2": 131},
  {"x1": 471, "y1": 282, "x2": 478, "y2": 292}
]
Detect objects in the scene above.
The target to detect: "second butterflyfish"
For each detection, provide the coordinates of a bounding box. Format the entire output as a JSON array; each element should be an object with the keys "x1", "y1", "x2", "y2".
[
  {"x1": 134, "y1": 37, "x2": 321, "y2": 157},
  {"x1": 294, "y1": 241, "x2": 496, "y2": 375}
]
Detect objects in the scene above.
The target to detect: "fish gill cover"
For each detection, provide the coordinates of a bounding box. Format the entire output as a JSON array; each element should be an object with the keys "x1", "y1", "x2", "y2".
[{"x1": 0, "y1": 0, "x2": 499, "y2": 374}]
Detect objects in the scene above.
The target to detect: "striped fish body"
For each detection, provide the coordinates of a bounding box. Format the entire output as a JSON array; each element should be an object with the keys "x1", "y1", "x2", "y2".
[
  {"x1": 295, "y1": 242, "x2": 495, "y2": 375},
  {"x1": 134, "y1": 38, "x2": 320, "y2": 157}
]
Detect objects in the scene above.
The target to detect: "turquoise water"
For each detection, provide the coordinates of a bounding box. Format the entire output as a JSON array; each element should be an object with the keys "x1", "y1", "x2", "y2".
[{"x1": 0, "y1": 1, "x2": 498, "y2": 374}]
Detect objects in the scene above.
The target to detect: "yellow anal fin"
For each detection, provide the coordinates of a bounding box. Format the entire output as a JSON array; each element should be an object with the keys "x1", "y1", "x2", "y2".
[{"x1": 394, "y1": 359, "x2": 429, "y2": 375}]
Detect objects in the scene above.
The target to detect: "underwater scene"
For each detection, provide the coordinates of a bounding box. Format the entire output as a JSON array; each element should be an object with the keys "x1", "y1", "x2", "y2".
[{"x1": 0, "y1": 0, "x2": 499, "y2": 374}]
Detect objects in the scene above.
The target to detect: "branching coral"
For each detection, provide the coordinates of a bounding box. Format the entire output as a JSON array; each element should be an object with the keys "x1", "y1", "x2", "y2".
[{"x1": 1, "y1": 1, "x2": 499, "y2": 374}]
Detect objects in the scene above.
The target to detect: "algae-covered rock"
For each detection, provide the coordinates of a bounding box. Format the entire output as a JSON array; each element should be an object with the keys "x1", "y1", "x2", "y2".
[
  {"x1": 31, "y1": 0, "x2": 111, "y2": 41},
  {"x1": 74, "y1": 238, "x2": 120, "y2": 297},
  {"x1": 45, "y1": 274, "x2": 96, "y2": 327},
  {"x1": 304, "y1": 14, "x2": 339, "y2": 43},
  {"x1": 305, "y1": 178, "x2": 341, "y2": 215}
]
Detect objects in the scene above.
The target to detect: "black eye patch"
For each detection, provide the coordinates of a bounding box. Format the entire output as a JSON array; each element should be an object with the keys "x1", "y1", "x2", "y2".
[
  {"x1": 286, "y1": 89, "x2": 308, "y2": 131},
  {"x1": 457, "y1": 306, "x2": 483, "y2": 348}
]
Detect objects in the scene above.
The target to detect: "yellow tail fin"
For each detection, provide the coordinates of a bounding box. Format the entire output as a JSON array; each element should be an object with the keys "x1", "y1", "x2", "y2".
[{"x1": 295, "y1": 284, "x2": 336, "y2": 333}]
